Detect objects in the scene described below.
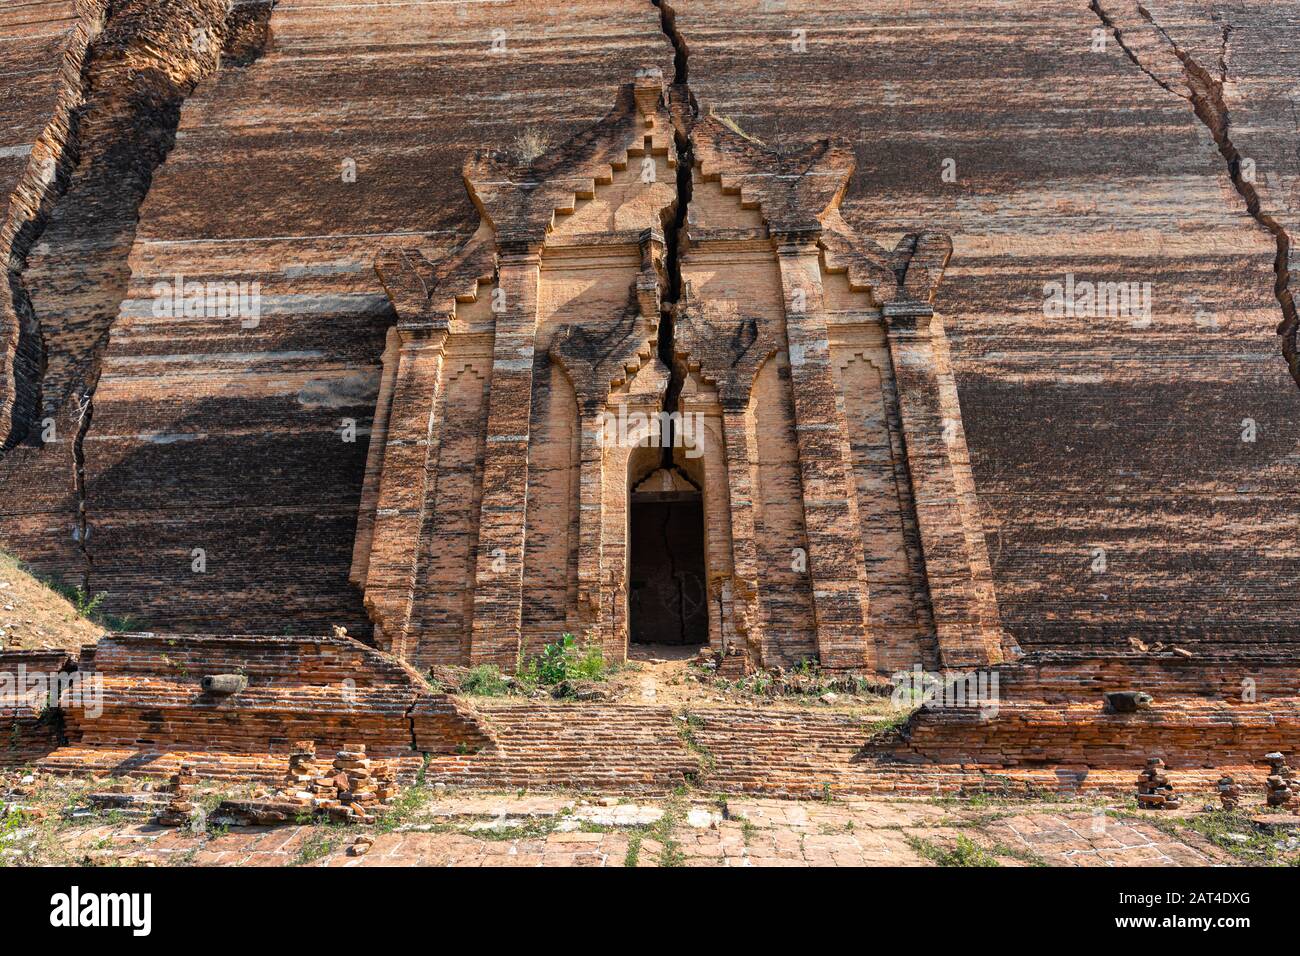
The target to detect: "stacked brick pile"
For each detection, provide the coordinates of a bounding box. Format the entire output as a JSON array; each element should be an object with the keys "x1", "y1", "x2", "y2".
[
  {"x1": 1216, "y1": 775, "x2": 1241, "y2": 810},
  {"x1": 1136, "y1": 758, "x2": 1181, "y2": 810},
  {"x1": 156, "y1": 763, "x2": 200, "y2": 827},
  {"x1": 283, "y1": 740, "x2": 322, "y2": 799},
  {"x1": 1265, "y1": 753, "x2": 1294, "y2": 809},
  {"x1": 375, "y1": 762, "x2": 398, "y2": 804},
  {"x1": 324, "y1": 744, "x2": 386, "y2": 823}
]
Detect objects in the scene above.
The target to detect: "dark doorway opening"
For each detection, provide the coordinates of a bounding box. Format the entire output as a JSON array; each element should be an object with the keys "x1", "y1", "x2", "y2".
[{"x1": 628, "y1": 492, "x2": 708, "y2": 646}]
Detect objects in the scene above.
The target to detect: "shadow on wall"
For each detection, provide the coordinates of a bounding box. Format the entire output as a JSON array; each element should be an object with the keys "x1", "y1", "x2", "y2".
[{"x1": 70, "y1": 296, "x2": 395, "y2": 638}]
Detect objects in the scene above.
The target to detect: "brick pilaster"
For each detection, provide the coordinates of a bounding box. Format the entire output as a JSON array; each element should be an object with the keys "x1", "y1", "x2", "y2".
[
  {"x1": 573, "y1": 407, "x2": 605, "y2": 635},
  {"x1": 719, "y1": 405, "x2": 765, "y2": 662},
  {"x1": 883, "y1": 301, "x2": 1000, "y2": 669},
  {"x1": 469, "y1": 247, "x2": 542, "y2": 667},
  {"x1": 363, "y1": 322, "x2": 447, "y2": 659},
  {"x1": 775, "y1": 239, "x2": 873, "y2": 670}
]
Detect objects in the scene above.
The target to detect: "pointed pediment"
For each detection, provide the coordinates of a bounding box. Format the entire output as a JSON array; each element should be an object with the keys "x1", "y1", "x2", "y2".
[
  {"x1": 464, "y1": 68, "x2": 677, "y2": 248},
  {"x1": 374, "y1": 229, "x2": 495, "y2": 325},
  {"x1": 690, "y1": 114, "x2": 854, "y2": 237},
  {"x1": 689, "y1": 114, "x2": 951, "y2": 306},
  {"x1": 819, "y1": 216, "x2": 952, "y2": 307}
]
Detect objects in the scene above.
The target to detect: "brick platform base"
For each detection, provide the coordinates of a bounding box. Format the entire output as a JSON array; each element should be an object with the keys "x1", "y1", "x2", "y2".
[
  {"x1": 421, "y1": 701, "x2": 1291, "y2": 799},
  {"x1": 36, "y1": 746, "x2": 427, "y2": 783},
  {"x1": 422, "y1": 702, "x2": 700, "y2": 794},
  {"x1": 22, "y1": 641, "x2": 1300, "y2": 800},
  {"x1": 20, "y1": 632, "x2": 493, "y2": 775},
  {"x1": 881, "y1": 650, "x2": 1300, "y2": 771},
  {"x1": 1, "y1": 650, "x2": 73, "y2": 765}
]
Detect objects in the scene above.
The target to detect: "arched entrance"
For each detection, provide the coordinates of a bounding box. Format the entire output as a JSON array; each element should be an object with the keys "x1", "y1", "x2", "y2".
[{"x1": 627, "y1": 464, "x2": 709, "y2": 649}]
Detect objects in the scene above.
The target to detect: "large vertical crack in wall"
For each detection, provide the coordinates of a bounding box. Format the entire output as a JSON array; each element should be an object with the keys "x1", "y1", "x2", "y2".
[
  {"x1": 652, "y1": 0, "x2": 695, "y2": 459},
  {"x1": 1091, "y1": 0, "x2": 1300, "y2": 391},
  {"x1": 0, "y1": 0, "x2": 108, "y2": 452},
  {"x1": 0, "y1": 0, "x2": 276, "y2": 588}
]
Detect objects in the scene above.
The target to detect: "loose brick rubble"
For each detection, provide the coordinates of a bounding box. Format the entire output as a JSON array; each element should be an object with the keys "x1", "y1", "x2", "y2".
[{"x1": 210, "y1": 741, "x2": 402, "y2": 826}]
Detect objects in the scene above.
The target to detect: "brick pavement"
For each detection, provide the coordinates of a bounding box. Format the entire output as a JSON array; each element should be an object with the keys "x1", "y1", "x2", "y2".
[{"x1": 51, "y1": 792, "x2": 1236, "y2": 868}]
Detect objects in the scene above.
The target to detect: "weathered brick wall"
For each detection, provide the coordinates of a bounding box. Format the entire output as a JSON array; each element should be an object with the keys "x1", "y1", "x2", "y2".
[
  {"x1": 5, "y1": 0, "x2": 1297, "y2": 661},
  {"x1": 61, "y1": 632, "x2": 491, "y2": 758},
  {"x1": 978, "y1": 651, "x2": 1300, "y2": 701},
  {"x1": 0, "y1": 0, "x2": 266, "y2": 600},
  {"x1": 884, "y1": 653, "x2": 1300, "y2": 769},
  {"x1": 361, "y1": 76, "x2": 677, "y2": 667},
  {"x1": 0, "y1": 1, "x2": 80, "y2": 213},
  {"x1": 1, "y1": 0, "x2": 675, "y2": 637},
  {"x1": 355, "y1": 72, "x2": 1001, "y2": 673},
  {"x1": 0, "y1": 649, "x2": 72, "y2": 765},
  {"x1": 674, "y1": 115, "x2": 1002, "y2": 670},
  {"x1": 0, "y1": 0, "x2": 92, "y2": 451}
]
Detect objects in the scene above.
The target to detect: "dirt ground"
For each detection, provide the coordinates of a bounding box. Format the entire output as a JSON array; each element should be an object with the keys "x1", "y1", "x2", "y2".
[
  {"x1": 4, "y1": 768, "x2": 1299, "y2": 868},
  {"x1": 0, "y1": 551, "x2": 103, "y2": 653}
]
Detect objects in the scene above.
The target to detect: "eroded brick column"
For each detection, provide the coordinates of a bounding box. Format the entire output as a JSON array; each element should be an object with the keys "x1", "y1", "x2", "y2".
[
  {"x1": 597, "y1": 437, "x2": 634, "y2": 659},
  {"x1": 682, "y1": 397, "x2": 733, "y2": 654},
  {"x1": 350, "y1": 327, "x2": 401, "y2": 589},
  {"x1": 573, "y1": 404, "x2": 605, "y2": 636},
  {"x1": 883, "y1": 301, "x2": 1000, "y2": 669},
  {"x1": 719, "y1": 403, "x2": 765, "y2": 661},
  {"x1": 363, "y1": 322, "x2": 447, "y2": 659},
  {"x1": 775, "y1": 238, "x2": 873, "y2": 670},
  {"x1": 470, "y1": 246, "x2": 542, "y2": 667}
]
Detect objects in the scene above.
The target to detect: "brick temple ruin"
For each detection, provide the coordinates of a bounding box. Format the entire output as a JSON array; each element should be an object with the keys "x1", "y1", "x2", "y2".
[
  {"x1": 0, "y1": 0, "x2": 1297, "y2": 800},
  {"x1": 356, "y1": 69, "x2": 1010, "y2": 676}
]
